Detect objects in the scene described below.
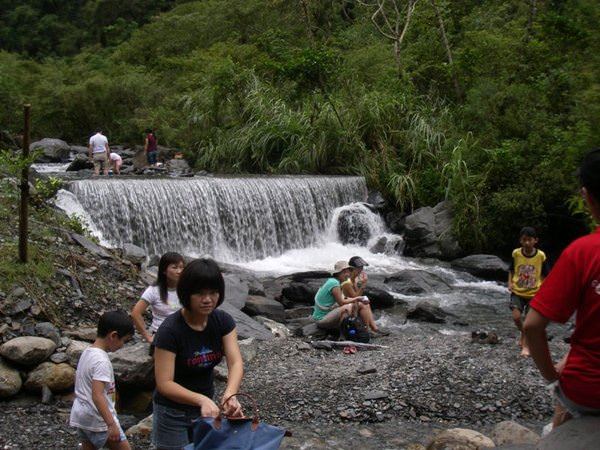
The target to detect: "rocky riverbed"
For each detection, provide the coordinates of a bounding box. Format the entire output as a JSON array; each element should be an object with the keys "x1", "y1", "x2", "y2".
[{"x1": 0, "y1": 317, "x2": 570, "y2": 449}]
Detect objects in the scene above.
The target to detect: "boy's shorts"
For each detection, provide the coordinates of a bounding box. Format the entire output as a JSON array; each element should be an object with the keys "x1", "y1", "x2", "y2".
[
  {"x1": 509, "y1": 293, "x2": 530, "y2": 315},
  {"x1": 553, "y1": 382, "x2": 600, "y2": 418},
  {"x1": 77, "y1": 424, "x2": 126, "y2": 449}
]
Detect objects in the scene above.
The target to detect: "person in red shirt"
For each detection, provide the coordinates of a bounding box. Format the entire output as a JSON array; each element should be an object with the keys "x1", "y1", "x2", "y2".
[{"x1": 524, "y1": 148, "x2": 600, "y2": 428}]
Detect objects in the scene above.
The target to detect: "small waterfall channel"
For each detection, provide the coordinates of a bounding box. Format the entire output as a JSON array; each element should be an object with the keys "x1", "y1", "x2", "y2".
[{"x1": 56, "y1": 176, "x2": 368, "y2": 262}]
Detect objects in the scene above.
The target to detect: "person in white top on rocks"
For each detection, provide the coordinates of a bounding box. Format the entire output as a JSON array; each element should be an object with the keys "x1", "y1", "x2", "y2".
[
  {"x1": 88, "y1": 129, "x2": 110, "y2": 176},
  {"x1": 131, "y1": 252, "x2": 185, "y2": 344},
  {"x1": 70, "y1": 310, "x2": 134, "y2": 450},
  {"x1": 109, "y1": 152, "x2": 122, "y2": 175}
]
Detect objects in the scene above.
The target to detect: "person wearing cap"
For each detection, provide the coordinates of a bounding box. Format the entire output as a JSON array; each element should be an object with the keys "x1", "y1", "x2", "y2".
[
  {"x1": 341, "y1": 256, "x2": 380, "y2": 333},
  {"x1": 524, "y1": 148, "x2": 600, "y2": 429},
  {"x1": 311, "y1": 261, "x2": 365, "y2": 330}
]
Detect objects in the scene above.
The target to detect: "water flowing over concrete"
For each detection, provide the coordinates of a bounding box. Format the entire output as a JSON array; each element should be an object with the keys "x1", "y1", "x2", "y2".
[{"x1": 62, "y1": 176, "x2": 367, "y2": 261}]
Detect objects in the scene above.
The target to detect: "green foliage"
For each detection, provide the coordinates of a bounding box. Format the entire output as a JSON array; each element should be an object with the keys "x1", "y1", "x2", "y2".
[
  {"x1": 1, "y1": 0, "x2": 598, "y2": 253},
  {"x1": 31, "y1": 177, "x2": 63, "y2": 207}
]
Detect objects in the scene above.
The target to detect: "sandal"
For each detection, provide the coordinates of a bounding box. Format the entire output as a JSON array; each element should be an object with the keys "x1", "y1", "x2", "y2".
[{"x1": 343, "y1": 345, "x2": 357, "y2": 355}]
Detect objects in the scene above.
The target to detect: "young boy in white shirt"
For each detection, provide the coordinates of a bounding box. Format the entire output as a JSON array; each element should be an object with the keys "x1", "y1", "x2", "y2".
[{"x1": 70, "y1": 310, "x2": 134, "y2": 449}]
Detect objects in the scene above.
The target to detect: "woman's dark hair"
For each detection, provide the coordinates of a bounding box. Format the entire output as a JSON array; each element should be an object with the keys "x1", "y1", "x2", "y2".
[
  {"x1": 177, "y1": 258, "x2": 225, "y2": 309},
  {"x1": 155, "y1": 252, "x2": 185, "y2": 303},
  {"x1": 97, "y1": 310, "x2": 134, "y2": 338}
]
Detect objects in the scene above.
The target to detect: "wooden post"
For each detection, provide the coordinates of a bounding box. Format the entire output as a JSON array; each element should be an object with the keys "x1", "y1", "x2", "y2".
[{"x1": 19, "y1": 104, "x2": 31, "y2": 263}]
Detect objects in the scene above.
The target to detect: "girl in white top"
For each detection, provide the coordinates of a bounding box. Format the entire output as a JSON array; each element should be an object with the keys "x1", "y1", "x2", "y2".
[
  {"x1": 131, "y1": 252, "x2": 185, "y2": 343},
  {"x1": 109, "y1": 153, "x2": 122, "y2": 175}
]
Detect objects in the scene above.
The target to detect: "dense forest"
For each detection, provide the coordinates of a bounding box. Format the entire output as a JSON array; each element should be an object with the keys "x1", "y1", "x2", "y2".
[{"x1": 1, "y1": 0, "x2": 598, "y2": 254}]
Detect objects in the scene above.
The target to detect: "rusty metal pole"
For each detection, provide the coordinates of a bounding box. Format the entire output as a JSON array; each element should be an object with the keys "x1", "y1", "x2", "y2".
[{"x1": 18, "y1": 104, "x2": 31, "y2": 263}]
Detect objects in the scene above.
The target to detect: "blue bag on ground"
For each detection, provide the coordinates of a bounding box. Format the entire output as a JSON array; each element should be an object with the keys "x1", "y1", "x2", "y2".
[{"x1": 183, "y1": 393, "x2": 289, "y2": 450}]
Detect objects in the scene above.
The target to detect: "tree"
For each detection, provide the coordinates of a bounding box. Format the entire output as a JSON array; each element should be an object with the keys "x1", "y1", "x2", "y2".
[{"x1": 357, "y1": 0, "x2": 419, "y2": 76}]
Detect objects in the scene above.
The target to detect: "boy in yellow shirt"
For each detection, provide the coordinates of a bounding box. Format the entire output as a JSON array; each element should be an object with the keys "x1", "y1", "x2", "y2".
[{"x1": 509, "y1": 227, "x2": 549, "y2": 356}]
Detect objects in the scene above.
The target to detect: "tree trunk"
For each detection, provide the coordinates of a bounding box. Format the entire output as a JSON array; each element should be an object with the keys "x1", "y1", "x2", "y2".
[{"x1": 430, "y1": 0, "x2": 462, "y2": 100}]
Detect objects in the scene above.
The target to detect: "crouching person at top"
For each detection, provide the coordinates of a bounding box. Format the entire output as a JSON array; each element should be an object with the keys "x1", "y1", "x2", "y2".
[
  {"x1": 312, "y1": 261, "x2": 366, "y2": 330},
  {"x1": 152, "y1": 258, "x2": 244, "y2": 450},
  {"x1": 524, "y1": 148, "x2": 600, "y2": 429},
  {"x1": 70, "y1": 310, "x2": 134, "y2": 450}
]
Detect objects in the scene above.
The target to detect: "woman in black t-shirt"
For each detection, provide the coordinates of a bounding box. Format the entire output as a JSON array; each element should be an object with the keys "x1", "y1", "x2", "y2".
[{"x1": 152, "y1": 258, "x2": 244, "y2": 450}]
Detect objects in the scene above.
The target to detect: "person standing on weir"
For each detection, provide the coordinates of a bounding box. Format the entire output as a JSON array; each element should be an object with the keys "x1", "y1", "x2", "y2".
[{"x1": 88, "y1": 128, "x2": 110, "y2": 176}]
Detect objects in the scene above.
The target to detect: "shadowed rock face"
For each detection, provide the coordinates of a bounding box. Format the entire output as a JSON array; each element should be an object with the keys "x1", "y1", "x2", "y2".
[{"x1": 538, "y1": 417, "x2": 600, "y2": 450}]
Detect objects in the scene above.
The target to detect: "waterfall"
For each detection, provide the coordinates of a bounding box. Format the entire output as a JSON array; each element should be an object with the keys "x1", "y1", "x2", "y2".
[{"x1": 59, "y1": 176, "x2": 367, "y2": 262}]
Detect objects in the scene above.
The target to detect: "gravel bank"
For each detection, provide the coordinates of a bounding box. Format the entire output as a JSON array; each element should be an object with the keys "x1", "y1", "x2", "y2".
[{"x1": 0, "y1": 315, "x2": 569, "y2": 449}]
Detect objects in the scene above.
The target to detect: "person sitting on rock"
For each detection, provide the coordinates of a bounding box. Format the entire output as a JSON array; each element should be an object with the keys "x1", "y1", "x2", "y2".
[
  {"x1": 524, "y1": 148, "x2": 600, "y2": 429},
  {"x1": 152, "y1": 258, "x2": 244, "y2": 450},
  {"x1": 131, "y1": 252, "x2": 185, "y2": 345},
  {"x1": 341, "y1": 256, "x2": 381, "y2": 334},
  {"x1": 312, "y1": 261, "x2": 367, "y2": 330}
]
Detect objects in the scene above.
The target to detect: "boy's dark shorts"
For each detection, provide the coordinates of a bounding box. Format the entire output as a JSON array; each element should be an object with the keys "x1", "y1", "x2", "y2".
[{"x1": 509, "y1": 293, "x2": 530, "y2": 315}]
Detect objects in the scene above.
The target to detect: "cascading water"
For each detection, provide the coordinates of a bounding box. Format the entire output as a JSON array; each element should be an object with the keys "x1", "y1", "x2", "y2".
[{"x1": 57, "y1": 176, "x2": 367, "y2": 261}]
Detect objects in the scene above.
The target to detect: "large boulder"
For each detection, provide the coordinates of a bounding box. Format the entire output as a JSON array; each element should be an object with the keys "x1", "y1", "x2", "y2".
[
  {"x1": 254, "y1": 316, "x2": 291, "y2": 338},
  {"x1": 34, "y1": 322, "x2": 61, "y2": 346},
  {"x1": 243, "y1": 296, "x2": 285, "y2": 322},
  {"x1": 111, "y1": 342, "x2": 154, "y2": 388},
  {"x1": 281, "y1": 281, "x2": 321, "y2": 305},
  {"x1": 121, "y1": 243, "x2": 147, "y2": 265},
  {"x1": 427, "y1": 428, "x2": 495, "y2": 449},
  {"x1": 336, "y1": 207, "x2": 372, "y2": 246},
  {"x1": 362, "y1": 286, "x2": 395, "y2": 308},
  {"x1": 384, "y1": 270, "x2": 452, "y2": 295},
  {"x1": 71, "y1": 233, "x2": 112, "y2": 259},
  {"x1": 66, "y1": 153, "x2": 93, "y2": 171},
  {"x1": 219, "y1": 303, "x2": 273, "y2": 341},
  {"x1": 24, "y1": 362, "x2": 75, "y2": 393},
  {"x1": 407, "y1": 301, "x2": 453, "y2": 324},
  {"x1": 538, "y1": 417, "x2": 600, "y2": 450},
  {"x1": 30, "y1": 138, "x2": 71, "y2": 162},
  {"x1": 451, "y1": 254, "x2": 509, "y2": 282},
  {"x1": 223, "y1": 274, "x2": 249, "y2": 310},
  {"x1": 0, "y1": 336, "x2": 57, "y2": 366},
  {"x1": 66, "y1": 340, "x2": 91, "y2": 367},
  {"x1": 167, "y1": 159, "x2": 191, "y2": 176},
  {"x1": 0, "y1": 357, "x2": 22, "y2": 398},
  {"x1": 403, "y1": 201, "x2": 462, "y2": 260},
  {"x1": 491, "y1": 421, "x2": 539, "y2": 446}
]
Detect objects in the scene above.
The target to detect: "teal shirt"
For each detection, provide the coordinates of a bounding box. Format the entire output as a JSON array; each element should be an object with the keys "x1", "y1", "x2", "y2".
[{"x1": 312, "y1": 278, "x2": 341, "y2": 320}]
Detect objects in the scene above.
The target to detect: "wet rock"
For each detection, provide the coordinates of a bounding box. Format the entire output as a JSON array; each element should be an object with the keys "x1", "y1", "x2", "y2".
[
  {"x1": 244, "y1": 296, "x2": 285, "y2": 322},
  {"x1": 385, "y1": 210, "x2": 406, "y2": 234},
  {"x1": 223, "y1": 274, "x2": 249, "y2": 310},
  {"x1": 491, "y1": 421, "x2": 539, "y2": 446},
  {"x1": 34, "y1": 322, "x2": 61, "y2": 346},
  {"x1": 111, "y1": 342, "x2": 154, "y2": 388},
  {"x1": 30, "y1": 138, "x2": 71, "y2": 162},
  {"x1": 66, "y1": 340, "x2": 90, "y2": 367},
  {"x1": 66, "y1": 153, "x2": 93, "y2": 171},
  {"x1": 121, "y1": 243, "x2": 146, "y2": 265},
  {"x1": 166, "y1": 159, "x2": 191, "y2": 176},
  {"x1": 0, "y1": 336, "x2": 57, "y2": 366},
  {"x1": 367, "y1": 191, "x2": 386, "y2": 209},
  {"x1": 219, "y1": 303, "x2": 273, "y2": 341},
  {"x1": 451, "y1": 255, "x2": 509, "y2": 282},
  {"x1": 24, "y1": 362, "x2": 75, "y2": 393},
  {"x1": 407, "y1": 302, "x2": 452, "y2": 324},
  {"x1": 70, "y1": 233, "x2": 112, "y2": 259},
  {"x1": 363, "y1": 286, "x2": 396, "y2": 308},
  {"x1": 0, "y1": 357, "x2": 22, "y2": 398},
  {"x1": 404, "y1": 202, "x2": 462, "y2": 260},
  {"x1": 384, "y1": 270, "x2": 452, "y2": 295},
  {"x1": 337, "y1": 207, "x2": 372, "y2": 245},
  {"x1": 427, "y1": 428, "x2": 495, "y2": 449}
]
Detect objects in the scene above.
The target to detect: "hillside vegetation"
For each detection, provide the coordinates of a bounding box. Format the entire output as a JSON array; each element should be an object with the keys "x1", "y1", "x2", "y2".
[{"x1": 1, "y1": 0, "x2": 598, "y2": 253}]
